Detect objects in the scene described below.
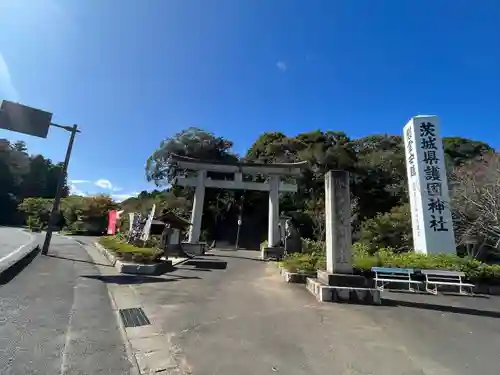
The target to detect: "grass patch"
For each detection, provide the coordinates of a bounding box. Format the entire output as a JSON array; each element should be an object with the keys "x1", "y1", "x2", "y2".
[{"x1": 99, "y1": 236, "x2": 162, "y2": 264}]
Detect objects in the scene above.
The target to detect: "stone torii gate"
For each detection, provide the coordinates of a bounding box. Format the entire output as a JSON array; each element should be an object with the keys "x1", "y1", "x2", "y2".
[{"x1": 170, "y1": 154, "x2": 307, "y2": 247}]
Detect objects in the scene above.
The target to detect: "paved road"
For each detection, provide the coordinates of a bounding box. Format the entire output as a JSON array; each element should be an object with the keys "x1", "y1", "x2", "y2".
[
  {"x1": 93, "y1": 247, "x2": 500, "y2": 375},
  {"x1": 0, "y1": 227, "x2": 36, "y2": 272},
  {"x1": 0, "y1": 235, "x2": 133, "y2": 375}
]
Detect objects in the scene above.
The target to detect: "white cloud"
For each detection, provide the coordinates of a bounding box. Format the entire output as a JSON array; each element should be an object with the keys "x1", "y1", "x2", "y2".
[
  {"x1": 94, "y1": 179, "x2": 113, "y2": 189},
  {"x1": 69, "y1": 178, "x2": 130, "y2": 198},
  {"x1": 0, "y1": 52, "x2": 19, "y2": 101},
  {"x1": 69, "y1": 184, "x2": 87, "y2": 197},
  {"x1": 276, "y1": 60, "x2": 287, "y2": 71},
  {"x1": 94, "y1": 178, "x2": 123, "y2": 192}
]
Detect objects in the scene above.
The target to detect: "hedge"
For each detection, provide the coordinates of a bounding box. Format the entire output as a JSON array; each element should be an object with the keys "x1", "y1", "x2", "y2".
[
  {"x1": 281, "y1": 241, "x2": 500, "y2": 285},
  {"x1": 99, "y1": 236, "x2": 162, "y2": 263}
]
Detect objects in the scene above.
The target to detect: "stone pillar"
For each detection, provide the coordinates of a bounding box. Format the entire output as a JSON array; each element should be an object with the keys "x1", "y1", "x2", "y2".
[
  {"x1": 188, "y1": 170, "x2": 206, "y2": 243},
  {"x1": 324, "y1": 170, "x2": 352, "y2": 274},
  {"x1": 307, "y1": 170, "x2": 380, "y2": 303},
  {"x1": 268, "y1": 175, "x2": 280, "y2": 247}
]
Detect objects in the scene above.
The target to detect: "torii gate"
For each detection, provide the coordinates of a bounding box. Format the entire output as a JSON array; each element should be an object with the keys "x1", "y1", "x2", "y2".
[{"x1": 170, "y1": 154, "x2": 307, "y2": 247}]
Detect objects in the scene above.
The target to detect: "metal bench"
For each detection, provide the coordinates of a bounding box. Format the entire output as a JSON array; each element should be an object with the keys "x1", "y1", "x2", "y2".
[
  {"x1": 421, "y1": 269, "x2": 475, "y2": 295},
  {"x1": 372, "y1": 267, "x2": 422, "y2": 292}
]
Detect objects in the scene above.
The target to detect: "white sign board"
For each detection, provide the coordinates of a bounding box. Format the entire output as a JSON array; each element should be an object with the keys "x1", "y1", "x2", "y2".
[{"x1": 403, "y1": 115, "x2": 456, "y2": 255}]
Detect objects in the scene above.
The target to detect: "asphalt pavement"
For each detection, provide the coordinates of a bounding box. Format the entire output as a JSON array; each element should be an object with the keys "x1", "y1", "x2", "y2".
[
  {"x1": 0, "y1": 227, "x2": 37, "y2": 274},
  {"x1": 95, "y1": 247, "x2": 500, "y2": 375},
  {"x1": 0, "y1": 234, "x2": 133, "y2": 375}
]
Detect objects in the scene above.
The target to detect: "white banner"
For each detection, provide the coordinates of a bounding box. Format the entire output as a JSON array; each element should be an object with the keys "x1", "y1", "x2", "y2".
[{"x1": 141, "y1": 204, "x2": 156, "y2": 241}]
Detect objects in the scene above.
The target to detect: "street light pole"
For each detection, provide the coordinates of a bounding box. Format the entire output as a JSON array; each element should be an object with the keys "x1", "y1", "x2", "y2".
[{"x1": 41, "y1": 124, "x2": 79, "y2": 255}]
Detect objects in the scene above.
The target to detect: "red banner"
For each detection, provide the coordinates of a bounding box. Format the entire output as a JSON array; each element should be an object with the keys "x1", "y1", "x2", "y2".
[{"x1": 107, "y1": 210, "x2": 117, "y2": 235}]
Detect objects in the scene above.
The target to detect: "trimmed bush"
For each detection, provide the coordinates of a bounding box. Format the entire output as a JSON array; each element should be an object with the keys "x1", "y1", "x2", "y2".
[
  {"x1": 282, "y1": 252, "x2": 324, "y2": 273},
  {"x1": 280, "y1": 240, "x2": 500, "y2": 284},
  {"x1": 99, "y1": 236, "x2": 161, "y2": 263}
]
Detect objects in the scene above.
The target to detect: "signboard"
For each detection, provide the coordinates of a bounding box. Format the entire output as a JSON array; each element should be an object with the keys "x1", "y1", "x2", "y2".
[
  {"x1": 403, "y1": 115, "x2": 456, "y2": 254},
  {"x1": 0, "y1": 101, "x2": 52, "y2": 138}
]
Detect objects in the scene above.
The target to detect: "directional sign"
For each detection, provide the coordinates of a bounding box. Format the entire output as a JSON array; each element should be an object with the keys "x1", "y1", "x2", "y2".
[{"x1": 0, "y1": 100, "x2": 52, "y2": 138}]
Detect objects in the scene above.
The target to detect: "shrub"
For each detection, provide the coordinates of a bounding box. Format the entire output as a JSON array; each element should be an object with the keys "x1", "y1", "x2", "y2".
[
  {"x1": 302, "y1": 238, "x2": 325, "y2": 254},
  {"x1": 98, "y1": 236, "x2": 161, "y2": 263},
  {"x1": 354, "y1": 246, "x2": 500, "y2": 284},
  {"x1": 282, "y1": 253, "x2": 317, "y2": 273},
  {"x1": 358, "y1": 204, "x2": 412, "y2": 253},
  {"x1": 280, "y1": 239, "x2": 500, "y2": 284},
  {"x1": 27, "y1": 215, "x2": 42, "y2": 232}
]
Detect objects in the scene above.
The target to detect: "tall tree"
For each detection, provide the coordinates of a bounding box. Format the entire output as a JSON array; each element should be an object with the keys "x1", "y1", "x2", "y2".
[
  {"x1": 0, "y1": 139, "x2": 69, "y2": 225},
  {"x1": 145, "y1": 128, "x2": 239, "y2": 242}
]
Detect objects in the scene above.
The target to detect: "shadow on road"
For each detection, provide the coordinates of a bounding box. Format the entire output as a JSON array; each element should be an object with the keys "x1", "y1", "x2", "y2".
[
  {"x1": 175, "y1": 267, "x2": 213, "y2": 272},
  {"x1": 384, "y1": 298, "x2": 500, "y2": 319},
  {"x1": 183, "y1": 259, "x2": 228, "y2": 270},
  {"x1": 0, "y1": 245, "x2": 41, "y2": 285},
  {"x1": 208, "y1": 253, "x2": 263, "y2": 262},
  {"x1": 82, "y1": 274, "x2": 200, "y2": 285},
  {"x1": 46, "y1": 254, "x2": 113, "y2": 267}
]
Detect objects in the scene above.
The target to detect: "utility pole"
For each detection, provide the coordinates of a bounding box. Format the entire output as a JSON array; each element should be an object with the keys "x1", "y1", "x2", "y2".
[
  {"x1": 0, "y1": 101, "x2": 81, "y2": 254},
  {"x1": 42, "y1": 124, "x2": 80, "y2": 255}
]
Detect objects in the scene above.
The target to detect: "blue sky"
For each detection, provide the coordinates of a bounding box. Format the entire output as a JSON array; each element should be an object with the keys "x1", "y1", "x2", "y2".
[{"x1": 1, "y1": 0, "x2": 499, "y2": 201}]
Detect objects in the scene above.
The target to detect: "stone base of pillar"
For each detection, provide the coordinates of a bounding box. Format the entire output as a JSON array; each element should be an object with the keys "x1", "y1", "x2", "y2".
[
  {"x1": 261, "y1": 246, "x2": 285, "y2": 260},
  {"x1": 181, "y1": 242, "x2": 207, "y2": 256},
  {"x1": 306, "y1": 277, "x2": 381, "y2": 305},
  {"x1": 317, "y1": 270, "x2": 367, "y2": 288}
]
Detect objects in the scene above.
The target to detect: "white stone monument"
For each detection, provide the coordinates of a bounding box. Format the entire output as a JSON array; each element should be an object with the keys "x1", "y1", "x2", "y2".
[{"x1": 403, "y1": 115, "x2": 456, "y2": 255}]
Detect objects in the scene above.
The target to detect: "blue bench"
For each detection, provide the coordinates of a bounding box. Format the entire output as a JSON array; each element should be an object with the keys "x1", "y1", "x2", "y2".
[{"x1": 371, "y1": 267, "x2": 422, "y2": 292}]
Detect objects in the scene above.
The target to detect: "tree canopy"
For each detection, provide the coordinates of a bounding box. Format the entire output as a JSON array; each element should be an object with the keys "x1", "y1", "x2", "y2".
[
  {"x1": 142, "y1": 127, "x2": 495, "y2": 249},
  {"x1": 0, "y1": 139, "x2": 69, "y2": 225}
]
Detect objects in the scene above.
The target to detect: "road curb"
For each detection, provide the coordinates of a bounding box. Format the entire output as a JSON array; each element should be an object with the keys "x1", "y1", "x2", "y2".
[
  {"x1": 0, "y1": 230, "x2": 40, "y2": 282},
  {"x1": 93, "y1": 241, "x2": 118, "y2": 266}
]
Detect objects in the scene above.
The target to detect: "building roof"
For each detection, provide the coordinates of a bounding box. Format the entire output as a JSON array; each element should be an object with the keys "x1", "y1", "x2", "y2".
[{"x1": 154, "y1": 211, "x2": 191, "y2": 229}]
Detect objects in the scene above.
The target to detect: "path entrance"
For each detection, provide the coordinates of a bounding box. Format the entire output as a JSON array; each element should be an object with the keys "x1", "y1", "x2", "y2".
[{"x1": 170, "y1": 154, "x2": 307, "y2": 247}]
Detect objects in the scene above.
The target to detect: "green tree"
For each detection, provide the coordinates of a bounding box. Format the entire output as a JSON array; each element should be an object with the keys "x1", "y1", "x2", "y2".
[
  {"x1": 18, "y1": 197, "x2": 53, "y2": 230},
  {"x1": 358, "y1": 204, "x2": 412, "y2": 252},
  {"x1": 145, "y1": 127, "x2": 240, "y2": 243},
  {"x1": 145, "y1": 127, "x2": 237, "y2": 185},
  {"x1": 61, "y1": 195, "x2": 117, "y2": 234},
  {"x1": 0, "y1": 139, "x2": 70, "y2": 225}
]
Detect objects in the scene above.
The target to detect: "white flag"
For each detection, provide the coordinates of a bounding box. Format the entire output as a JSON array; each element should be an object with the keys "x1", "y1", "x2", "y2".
[{"x1": 141, "y1": 204, "x2": 156, "y2": 241}]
